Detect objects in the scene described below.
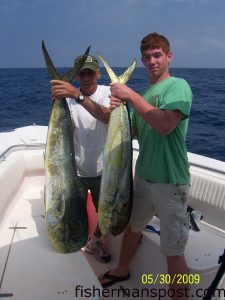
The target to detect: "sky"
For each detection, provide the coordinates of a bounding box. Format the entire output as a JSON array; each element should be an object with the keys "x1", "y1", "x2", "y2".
[{"x1": 1, "y1": 0, "x2": 225, "y2": 68}]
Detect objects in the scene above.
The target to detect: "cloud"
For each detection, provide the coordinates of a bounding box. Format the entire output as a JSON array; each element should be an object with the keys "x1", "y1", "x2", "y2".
[{"x1": 1, "y1": 0, "x2": 225, "y2": 67}]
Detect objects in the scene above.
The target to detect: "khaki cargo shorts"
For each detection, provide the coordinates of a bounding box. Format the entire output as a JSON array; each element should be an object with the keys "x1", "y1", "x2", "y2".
[{"x1": 129, "y1": 176, "x2": 190, "y2": 256}]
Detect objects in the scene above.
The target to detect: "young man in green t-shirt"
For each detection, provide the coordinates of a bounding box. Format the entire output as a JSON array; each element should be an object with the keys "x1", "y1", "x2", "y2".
[{"x1": 100, "y1": 32, "x2": 192, "y2": 300}]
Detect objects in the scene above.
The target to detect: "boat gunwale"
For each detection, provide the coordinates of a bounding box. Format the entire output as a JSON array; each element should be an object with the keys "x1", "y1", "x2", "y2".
[
  {"x1": 0, "y1": 144, "x2": 45, "y2": 163},
  {"x1": 1, "y1": 142, "x2": 225, "y2": 177}
]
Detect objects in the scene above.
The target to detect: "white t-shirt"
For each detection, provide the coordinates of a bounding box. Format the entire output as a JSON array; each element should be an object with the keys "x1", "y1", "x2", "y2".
[{"x1": 67, "y1": 85, "x2": 110, "y2": 177}]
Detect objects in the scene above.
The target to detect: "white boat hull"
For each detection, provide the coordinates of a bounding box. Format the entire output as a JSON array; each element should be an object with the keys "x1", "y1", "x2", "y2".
[{"x1": 0, "y1": 126, "x2": 224, "y2": 299}]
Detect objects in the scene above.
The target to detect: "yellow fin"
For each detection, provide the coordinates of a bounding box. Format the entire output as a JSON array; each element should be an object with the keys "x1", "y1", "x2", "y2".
[
  {"x1": 118, "y1": 60, "x2": 137, "y2": 84},
  {"x1": 98, "y1": 53, "x2": 136, "y2": 84},
  {"x1": 98, "y1": 53, "x2": 119, "y2": 83}
]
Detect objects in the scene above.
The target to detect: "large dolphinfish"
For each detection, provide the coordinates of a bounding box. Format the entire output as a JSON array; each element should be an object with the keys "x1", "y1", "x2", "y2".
[
  {"x1": 98, "y1": 54, "x2": 136, "y2": 236},
  {"x1": 42, "y1": 41, "x2": 90, "y2": 253}
]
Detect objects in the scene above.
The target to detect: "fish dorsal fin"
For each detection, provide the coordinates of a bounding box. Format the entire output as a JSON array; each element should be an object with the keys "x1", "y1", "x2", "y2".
[
  {"x1": 98, "y1": 53, "x2": 136, "y2": 84},
  {"x1": 62, "y1": 45, "x2": 91, "y2": 82},
  {"x1": 42, "y1": 41, "x2": 90, "y2": 82}
]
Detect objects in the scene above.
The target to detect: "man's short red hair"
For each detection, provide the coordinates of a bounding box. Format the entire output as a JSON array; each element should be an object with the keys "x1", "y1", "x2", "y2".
[{"x1": 140, "y1": 32, "x2": 170, "y2": 55}]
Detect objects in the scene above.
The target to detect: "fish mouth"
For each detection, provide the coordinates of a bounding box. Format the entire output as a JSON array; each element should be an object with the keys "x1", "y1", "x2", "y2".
[{"x1": 47, "y1": 224, "x2": 87, "y2": 253}]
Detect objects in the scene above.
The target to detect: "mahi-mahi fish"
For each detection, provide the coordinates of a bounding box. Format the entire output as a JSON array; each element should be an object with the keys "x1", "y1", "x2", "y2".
[
  {"x1": 42, "y1": 41, "x2": 90, "y2": 253},
  {"x1": 97, "y1": 53, "x2": 136, "y2": 236}
]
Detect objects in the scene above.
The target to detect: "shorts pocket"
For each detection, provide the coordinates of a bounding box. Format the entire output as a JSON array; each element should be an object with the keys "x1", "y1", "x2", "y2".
[
  {"x1": 174, "y1": 185, "x2": 190, "y2": 203},
  {"x1": 167, "y1": 214, "x2": 190, "y2": 250}
]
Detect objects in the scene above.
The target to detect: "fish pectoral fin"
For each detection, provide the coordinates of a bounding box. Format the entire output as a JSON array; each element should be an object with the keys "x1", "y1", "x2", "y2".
[
  {"x1": 62, "y1": 45, "x2": 91, "y2": 82},
  {"x1": 56, "y1": 195, "x2": 65, "y2": 217},
  {"x1": 42, "y1": 41, "x2": 61, "y2": 80},
  {"x1": 118, "y1": 59, "x2": 137, "y2": 84},
  {"x1": 98, "y1": 53, "x2": 119, "y2": 83},
  {"x1": 111, "y1": 190, "x2": 120, "y2": 208}
]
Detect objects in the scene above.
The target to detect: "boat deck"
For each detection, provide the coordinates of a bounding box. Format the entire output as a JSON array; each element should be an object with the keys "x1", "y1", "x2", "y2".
[{"x1": 0, "y1": 174, "x2": 104, "y2": 300}]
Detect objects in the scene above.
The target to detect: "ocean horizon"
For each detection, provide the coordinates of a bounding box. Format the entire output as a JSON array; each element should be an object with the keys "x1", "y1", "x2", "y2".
[{"x1": 0, "y1": 67, "x2": 224, "y2": 162}]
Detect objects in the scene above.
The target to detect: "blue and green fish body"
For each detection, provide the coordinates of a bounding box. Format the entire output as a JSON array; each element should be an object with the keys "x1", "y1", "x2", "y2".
[
  {"x1": 43, "y1": 42, "x2": 89, "y2": 253},
  {"x1": 98, "y1": 54, "x2": 136, "y2": 236}
]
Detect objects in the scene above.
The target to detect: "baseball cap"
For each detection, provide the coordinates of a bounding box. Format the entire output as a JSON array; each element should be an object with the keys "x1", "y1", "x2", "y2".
[{"x1": 74, "y1": 55, "x2": 99, "y2": 72}]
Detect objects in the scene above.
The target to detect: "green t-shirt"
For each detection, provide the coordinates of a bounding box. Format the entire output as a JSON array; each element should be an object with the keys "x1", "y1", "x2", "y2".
[{"x1": 132, "y1": 76, "x2": 193, "y2": 185}]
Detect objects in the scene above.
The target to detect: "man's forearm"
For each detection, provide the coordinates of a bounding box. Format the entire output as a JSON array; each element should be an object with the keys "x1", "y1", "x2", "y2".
[{"x1": 80, "y1": 96, "x2": 110, "y2": 124}]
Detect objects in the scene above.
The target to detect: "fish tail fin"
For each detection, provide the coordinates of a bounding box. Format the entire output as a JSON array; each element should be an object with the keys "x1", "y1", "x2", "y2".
[
  {"x1": 62, "y1": 45, "x2": 91, "y2": 82},
  {"x1": 42, "y1": 41, "x2": 90, "y2": 82},
  {"x1": 97, "y1": 53, "x2": 119, "y2": 83},
  {"x1": 42, "y1": 41, "x2": 61, "y2": 80},
  {"x1": 98, "y1": 53, "x2": 137, "y2": 84},
  {"x1": 118, "y1": 60, "x2": 137, "y2": 84}
]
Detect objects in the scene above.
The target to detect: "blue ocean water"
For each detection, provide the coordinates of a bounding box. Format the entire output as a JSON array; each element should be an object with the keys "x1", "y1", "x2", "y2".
[{"x1": 0, "y1": 67, "x2": 224, "y2": 162}]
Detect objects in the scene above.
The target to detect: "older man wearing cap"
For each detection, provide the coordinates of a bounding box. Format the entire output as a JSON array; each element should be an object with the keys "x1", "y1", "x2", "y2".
[{"x1": 51, "y1": 55, "x2": 111, "y2": 263}]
